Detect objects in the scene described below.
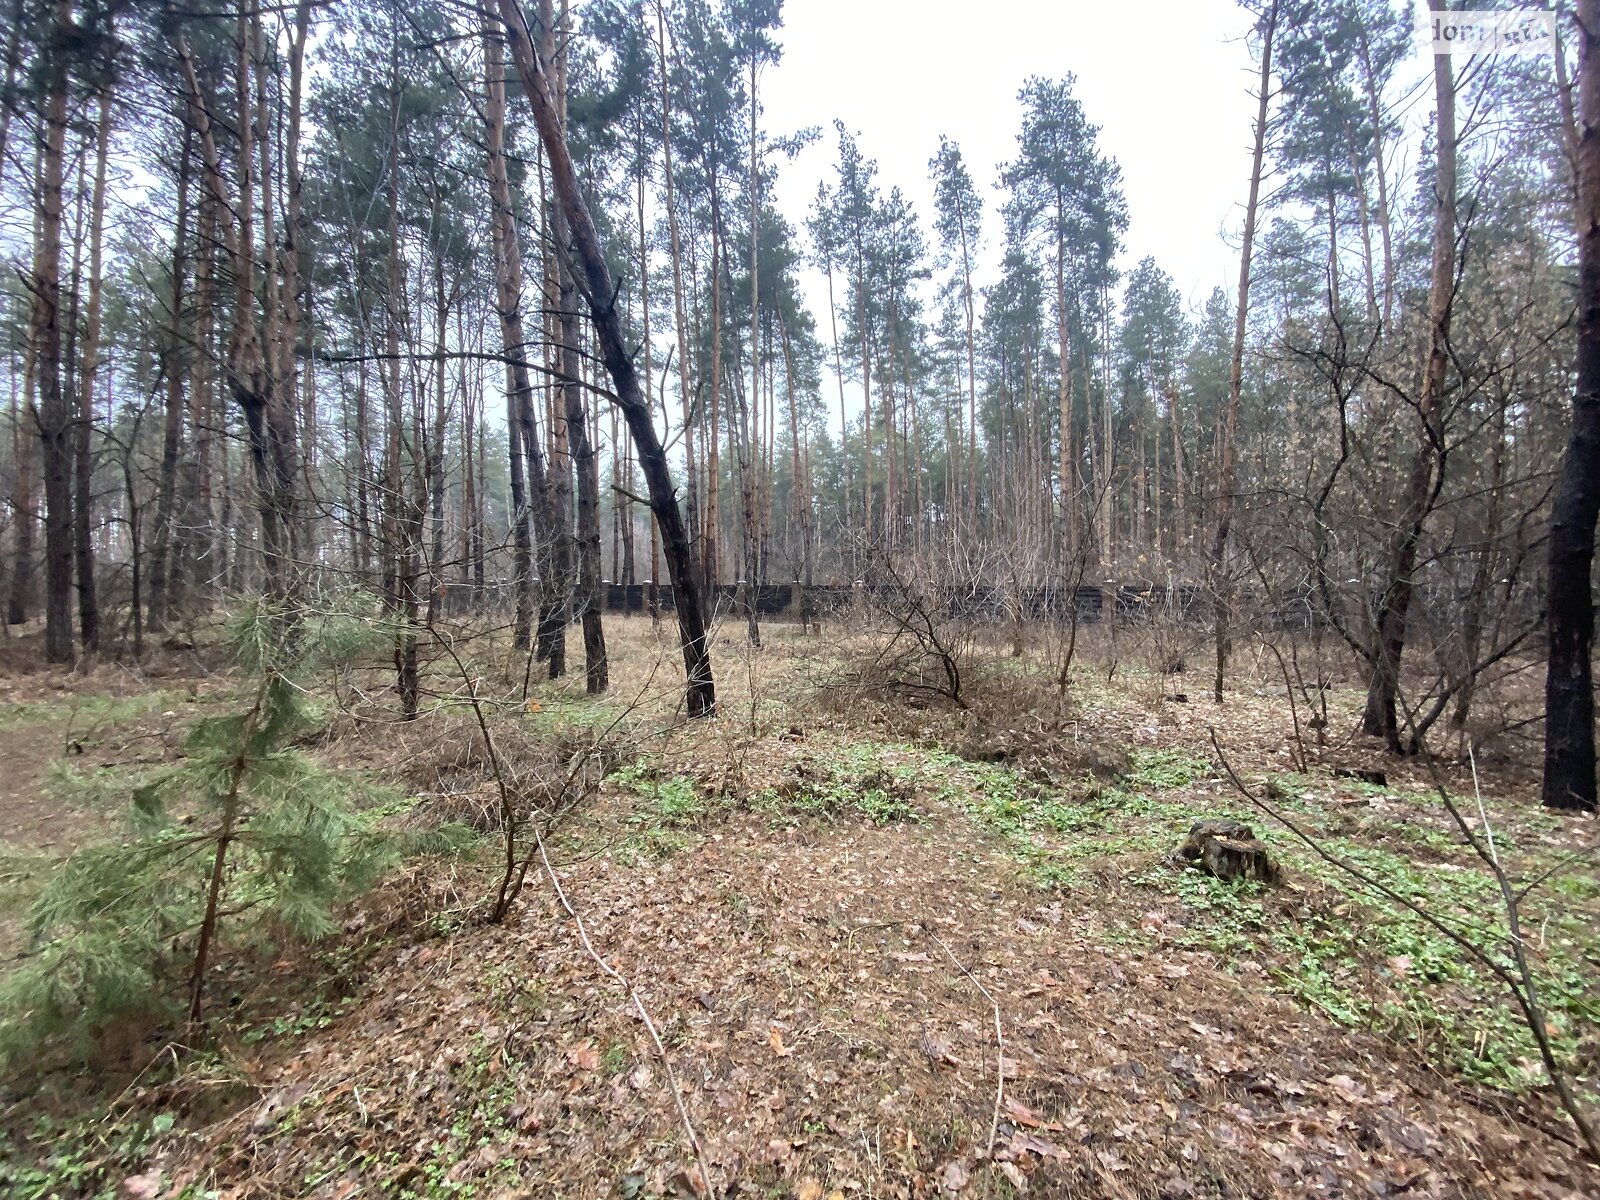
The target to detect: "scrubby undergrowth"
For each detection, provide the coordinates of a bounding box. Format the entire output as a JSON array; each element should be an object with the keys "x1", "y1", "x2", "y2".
[{"x1": 0, "y1": 616, "x2": 1595, "y2": 1199}]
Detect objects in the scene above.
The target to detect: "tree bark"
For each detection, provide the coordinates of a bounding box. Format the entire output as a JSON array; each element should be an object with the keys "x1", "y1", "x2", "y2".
[
  {"x1": 1544, "y1": 0, "x2": 1600, "y2": 811},
  {"x1": 149, "y1": 121, "x2": 193, "y2": 632},
  {"x1": 8, "y1": 135, "x2": 41, "y2": 626},
  {"x1": 555, "y1": 207, "x2": 609, "y2": 693},
  {"x1": 705, "y1": 190, "x2": 724, "y2": 613},
  {"x1": 71, "y1": 85, "x2": 110, "y2": 653},
  {"x1": 1362, "y1": 3, "x2": 1455, "y2": 751},
  {"x1": 535, "y1": 123, "x2": 571, "y2": 677},
  {"x1": 280, "y1": 0, "x2": 312, "y2": 557},
  {"x1": 176, "y1": 27, "x2": 299, "y2": 599},
  {"x1": 482, "y1": 19, "x2": 541, "y2": 651},
  {"x1": 1210, "y1": 0, "x2": 1277, "y2": 704},
  {"x1": 175, "y1": 181, "x2": 217, "y2": 610},
  {"x1": 381, "y1": 84, "x2": 420, "y2": 719},
  {"x1": 742, "y1": 52, "x2": 762, "y2": 648},
  {"x1": 654, "y1": 0, "x2": 699, "y2": 595},
  {"x1": 1055, "y1": 220, "x2": 1075, "y2": 564},
  {"x1": 0, "y1": 0, "x2": 23, "y2": 188},
  {"x1": 427, "y1": 226, "x2": 448, "y2": 628},
  {"x1": 35, "y1": 0, "x2": 74, "y2": 663},
  {"x1": 496, "y1": 0, "x2": 715, "y2": 717}
]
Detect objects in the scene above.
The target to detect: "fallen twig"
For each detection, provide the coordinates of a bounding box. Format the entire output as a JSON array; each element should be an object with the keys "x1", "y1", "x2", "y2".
[
  {"x1": 929, "y1": 933, "x2": 1004, "y2": 1156},
  {"x1": 1207, "y1": 725, "x2": 1600, "y2": 1164},
  {"x1": 527, "y1": 816, "x2": 717, "y2": 1195}
]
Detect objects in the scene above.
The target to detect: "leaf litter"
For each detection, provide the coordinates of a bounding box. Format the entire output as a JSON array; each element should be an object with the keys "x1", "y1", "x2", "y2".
[{"x1": 2, "y1": 625, "x2": 1596, "y2": 1198}]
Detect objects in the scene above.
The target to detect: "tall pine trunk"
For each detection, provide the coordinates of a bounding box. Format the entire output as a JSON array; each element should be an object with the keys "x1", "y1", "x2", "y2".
[
  {"x1": 149, "y1": 123, "x2": 193, "y2": 632},
  {"x1": 1362, "y1": 4, "x2": 1455, "y2": 751},
  {"x1": 176, "y1": 28, "x2": 298, "y2": 601},
  {"x1": 555, "y1": 209, "x2": 608, "y2": 693},
  {"x1": 705, "y1": 191, "x2": 724, "y2": 615},
  {"x1": 8, "y1": 140, "x2": 40, "y2": 626},
  {"x1": 1210, "y1": 0, "x2": 1277, "y2": 704},
  {"x1": 482, "y1": 20, "x2": 539, "y2": 650},
  {"x1": 1544, "y1": 0, "x2": 1600, "y2": 811},
  {"x1": 36, "y1": 0, "x2": 73, "y2": 663},
  {"x1": 71, "y1": 86, "x2": 110, "y2": 653},
  {"x1": 655, "y1": 0, "x2": 698, "y2": 589},
  {"x1": 176, "y1": 183, "x2": 217, "y2": 610},
  {"x1": 535, "y1": 101, "x2": 571, "y2": 677}
]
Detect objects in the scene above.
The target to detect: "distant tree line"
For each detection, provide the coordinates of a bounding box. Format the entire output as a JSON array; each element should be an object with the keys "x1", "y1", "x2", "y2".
[{"x1": 1, "y1": 0, "x2": 1598, "y2": 805}]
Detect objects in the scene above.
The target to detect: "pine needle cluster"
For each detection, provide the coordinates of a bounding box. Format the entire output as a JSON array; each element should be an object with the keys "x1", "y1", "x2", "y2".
[{"x1": 0, "y1": 591, "x2": 470, "y2": 1066}]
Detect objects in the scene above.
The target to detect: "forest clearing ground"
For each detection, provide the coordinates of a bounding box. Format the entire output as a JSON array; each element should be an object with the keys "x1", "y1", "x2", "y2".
[{"x1": 1, "y1": 615, "x2": 1597, "y2": 1198}]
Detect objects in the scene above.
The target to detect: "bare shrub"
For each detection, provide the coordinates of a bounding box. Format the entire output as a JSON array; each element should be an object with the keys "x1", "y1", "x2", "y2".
[{"x1": 826, "y1": 540, "x2": 982, "y2": 711}]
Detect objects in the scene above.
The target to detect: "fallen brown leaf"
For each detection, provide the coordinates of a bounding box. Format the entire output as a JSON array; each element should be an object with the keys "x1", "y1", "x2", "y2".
[{"x1": 938, "y1": 1159, "x2": 971, "y2": 1192}]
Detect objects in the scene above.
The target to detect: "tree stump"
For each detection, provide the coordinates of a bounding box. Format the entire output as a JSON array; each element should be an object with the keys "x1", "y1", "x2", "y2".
[{"x1": 1173, "y1": 818, "x2": 1280, "y2": 884}]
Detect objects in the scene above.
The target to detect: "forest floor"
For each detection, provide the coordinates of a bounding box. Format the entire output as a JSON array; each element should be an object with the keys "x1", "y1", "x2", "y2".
[{"x1": 0, "y1": 614, "x2": 1598, "y2": 1199}]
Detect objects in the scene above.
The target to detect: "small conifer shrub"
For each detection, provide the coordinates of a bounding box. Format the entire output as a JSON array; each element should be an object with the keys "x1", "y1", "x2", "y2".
[{"x1": 0, "y1": 592, "x2": 469, "y2": 1065}]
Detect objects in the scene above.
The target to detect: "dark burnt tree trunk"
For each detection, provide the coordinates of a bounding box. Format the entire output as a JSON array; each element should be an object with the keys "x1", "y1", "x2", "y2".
[
  {"x1": 1544, "y1": 0, "x2": 1600, "y2": 812},
  {"x1": 497, "y1": 0, "x2": 715, "y2": 716},
  {"x1": 71, "y1": 85, "x2": 110, "y2": 654},
  {"x1": 36, "y1": 0, "x2": 73, "y2": 663}
]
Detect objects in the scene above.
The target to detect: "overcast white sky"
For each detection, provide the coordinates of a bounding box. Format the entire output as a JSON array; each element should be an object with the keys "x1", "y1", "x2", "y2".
[{"x1": 759, "y1": 0, "x2": 1272, "y2": 332}]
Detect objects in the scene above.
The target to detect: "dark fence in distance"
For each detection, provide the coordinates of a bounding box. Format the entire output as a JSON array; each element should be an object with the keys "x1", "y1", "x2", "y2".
[
  {"x1": 433, "y1": 579, "x2": 1355, "y2": 626},
  {"x1": 436, "y1": 580, "x2": 1308, "y2": 624},
  {"x1": 595, "y1": 581, "x2": 1215, "y2": 624},
  {"x1": 584, "y1": 581, "x2": 1532, "y2": 634},
  {"x1": 441, "y1": 579, "x2": 1520, "y2": 631}
]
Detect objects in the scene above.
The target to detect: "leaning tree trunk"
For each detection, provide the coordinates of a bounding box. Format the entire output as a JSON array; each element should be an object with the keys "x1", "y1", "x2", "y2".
[
  {"x1": 1211, "y1": 0, "x2": 1277, "y2": 705},
  {"x1": 1544, "y1": 0, "x2": 1600, "y2": 812},
  {"x1": 497, "y1": 0, "x2": 715, "y2": 717}
]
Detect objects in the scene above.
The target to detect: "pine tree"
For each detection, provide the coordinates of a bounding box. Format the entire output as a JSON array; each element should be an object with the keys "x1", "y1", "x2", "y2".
[
  {"x1": 1001, "y1": 75, "x2": 1127, "y2": 569},
  {"x1": 0, "y1": 591, "x2": 469, "y2": 1059}
]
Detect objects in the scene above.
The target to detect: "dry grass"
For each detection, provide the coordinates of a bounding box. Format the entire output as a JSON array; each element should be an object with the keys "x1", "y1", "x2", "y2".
[{"x1": 0, "y1": 611, "x2": 1595, "y2": 1198}]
